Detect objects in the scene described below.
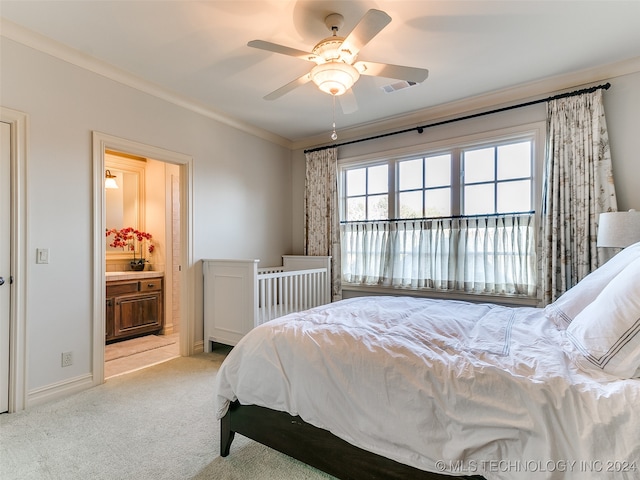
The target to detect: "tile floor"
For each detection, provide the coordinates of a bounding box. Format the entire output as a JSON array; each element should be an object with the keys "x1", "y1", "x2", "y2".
[{"x1": 105, "y1": 332, "x2": 180, "y2": 379}]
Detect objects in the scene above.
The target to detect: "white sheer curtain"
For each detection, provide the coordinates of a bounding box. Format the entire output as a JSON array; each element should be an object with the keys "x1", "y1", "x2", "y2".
[
  {"x1": 541, "y1": 89, "x2": 617, "y2": 304},
  {"x1": 342, "y1": 213, "x2": 536, "y2": 296},
  {"x1": 304, "y1": 147, "x2": 342, "y2": 300}
]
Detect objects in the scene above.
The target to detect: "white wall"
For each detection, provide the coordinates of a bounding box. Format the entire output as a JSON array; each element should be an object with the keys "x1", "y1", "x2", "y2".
[
  {"x1": 292, "y1": 69, "x2": 640, "y2": 252},
  {"x1": 603, "y1": 71, "x2": 640, "y2": 211},
  {"x1": 1, "y1": 38, "x2": 293, "y2": 399}
]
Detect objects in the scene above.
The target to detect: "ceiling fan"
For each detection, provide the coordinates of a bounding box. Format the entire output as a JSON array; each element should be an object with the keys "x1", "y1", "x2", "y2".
[{"x1": 248, "y1": 9, "x2": 429, "y2": 110}]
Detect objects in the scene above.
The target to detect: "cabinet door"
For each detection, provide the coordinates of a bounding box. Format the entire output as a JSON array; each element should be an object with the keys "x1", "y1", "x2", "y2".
[{"x1": 114, "y1": 293, "x2": 163, "y2": 338}]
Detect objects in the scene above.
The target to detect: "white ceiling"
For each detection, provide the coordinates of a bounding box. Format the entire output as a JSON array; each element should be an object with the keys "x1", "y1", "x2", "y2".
[{"x1": 2, "y1": 1, "x2": 640, "y2": 146}]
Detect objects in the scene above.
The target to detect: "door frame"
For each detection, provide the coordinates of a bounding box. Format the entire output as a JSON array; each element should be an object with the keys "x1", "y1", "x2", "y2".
[
  {"x1": 92, "y1": 132, "x2": 194, "y2": 385},
  {"x1": 0, "y1": 107, "x2": 28, "y2": 412}
]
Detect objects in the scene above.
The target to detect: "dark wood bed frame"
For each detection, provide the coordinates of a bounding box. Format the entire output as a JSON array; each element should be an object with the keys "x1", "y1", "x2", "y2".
[{"x1": 221, "y1": 401, "x2": 485, "y2": 480}]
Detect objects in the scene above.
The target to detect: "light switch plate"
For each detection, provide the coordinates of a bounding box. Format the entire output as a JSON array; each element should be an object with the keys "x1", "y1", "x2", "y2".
[{"x1": 36, "y1": 248, "x2": 49, "y2": 264}]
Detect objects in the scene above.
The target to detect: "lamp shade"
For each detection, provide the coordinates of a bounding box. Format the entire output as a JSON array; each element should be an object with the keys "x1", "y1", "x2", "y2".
[
  {"x1": 597, "y1": 210, "x2": 640, "y2": 248},
  {"x1": 311, "y1": 61, "x2": 360, "y2": 96},
  {"x1": 105, "y1": 170, "x2": 119, "y2": 189}
]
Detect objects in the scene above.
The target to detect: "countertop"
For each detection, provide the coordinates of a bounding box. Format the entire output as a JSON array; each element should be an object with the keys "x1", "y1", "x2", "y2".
[{"x1": 105, "y1": 271, "x2": 164, "y2": 282}]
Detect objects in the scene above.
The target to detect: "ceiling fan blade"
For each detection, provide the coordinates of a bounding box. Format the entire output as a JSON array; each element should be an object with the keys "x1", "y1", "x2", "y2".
[
  {"x1": 355, "y1": 61, "x2": 429, "y2": 84},
  {"x1": 247, "y1": 40, "x2": 318, "y2": 63},
  {"x1": 341, "y1": 9, "x2": 391, "y2": 58},
  {"x1": 263, "y1": 72, "x2": 312, "y2": 100},
  {"x1": 338, "y1": 89, "x2": 358, "y2": 114}
]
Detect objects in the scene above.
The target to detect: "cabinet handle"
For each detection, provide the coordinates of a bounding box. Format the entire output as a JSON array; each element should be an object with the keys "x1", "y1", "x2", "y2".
[{"x1": 147, "y1": 283, "x2": 155, "y2": 288}]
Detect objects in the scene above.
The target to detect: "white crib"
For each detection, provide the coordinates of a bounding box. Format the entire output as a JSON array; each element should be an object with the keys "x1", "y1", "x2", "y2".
[{"x1": 203, "y1": 255, "x2": 331, "y2": 350}]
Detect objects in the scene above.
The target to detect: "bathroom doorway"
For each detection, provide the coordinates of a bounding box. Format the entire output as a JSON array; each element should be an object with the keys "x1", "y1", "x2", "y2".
[
  {"x1": 104, "y1": 153, "x2": 182, "y2": 378},
  {"x1": 93, "y1": 132, "x2": 193, "y2": 385}
]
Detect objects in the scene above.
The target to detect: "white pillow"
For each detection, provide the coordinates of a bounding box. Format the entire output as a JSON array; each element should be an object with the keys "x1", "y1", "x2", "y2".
[
  {"x1": 566, "y1": 256, "x2": 640, "y2": 378},
  {"x1": 545, "y1": 241, "x2": 640, "y2": 328}
]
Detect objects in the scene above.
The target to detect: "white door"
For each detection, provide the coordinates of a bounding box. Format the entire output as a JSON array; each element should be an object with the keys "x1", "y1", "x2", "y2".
[{"x1": 0, "y1": 121, "x2": 11, "y2": 413}]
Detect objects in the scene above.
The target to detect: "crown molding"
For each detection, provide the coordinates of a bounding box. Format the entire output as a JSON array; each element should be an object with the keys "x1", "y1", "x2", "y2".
[
  {"x1": 0, "y1": 18, "x2": 293, "y2": 149},
  {"x1": 291, "y1": 56, "x2": 640, "y2": 151}
]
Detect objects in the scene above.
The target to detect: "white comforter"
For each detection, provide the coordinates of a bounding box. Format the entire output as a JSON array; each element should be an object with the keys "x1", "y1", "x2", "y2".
[{"x1": 215, "y1": 296, "x2": 640, "y2": 479}]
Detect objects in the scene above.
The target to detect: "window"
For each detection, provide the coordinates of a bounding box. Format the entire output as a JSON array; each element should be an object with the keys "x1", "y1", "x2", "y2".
[
  {"x1": 345, "y1": 164, "x2": 388, "y2": 220},
  {"x1": 340, "y1": 129, "x2": 538, "y2": 297},
  {"x1": 463, "y1": 141, "x2": 532, "y2": 215},
  {"x1": 398, "y1": 154, "x2": 452, "y2": 218}
]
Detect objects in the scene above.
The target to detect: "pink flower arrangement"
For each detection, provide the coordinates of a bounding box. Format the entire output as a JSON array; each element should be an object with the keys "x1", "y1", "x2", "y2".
[{"x1": 106, "y1": 227, "x2": 155, "y2": 262}]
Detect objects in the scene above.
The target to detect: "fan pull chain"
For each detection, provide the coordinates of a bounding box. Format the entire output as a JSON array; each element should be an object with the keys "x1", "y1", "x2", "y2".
[{"x1": 331, "y1": 94, "x2": 338, "y2": 141}]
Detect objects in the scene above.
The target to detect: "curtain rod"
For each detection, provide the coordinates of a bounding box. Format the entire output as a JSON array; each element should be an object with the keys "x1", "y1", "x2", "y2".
[
  {"x1": 340, "y1": 210, "x2": 535, "y2": 224},
  {"x1": 304, "y1": 82, "x2": 611, "y2": 154}
]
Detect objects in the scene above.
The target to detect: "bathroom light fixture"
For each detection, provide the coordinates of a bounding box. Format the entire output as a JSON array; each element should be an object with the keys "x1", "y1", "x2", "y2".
[
  {"x1": 105, "y1": 170, "x2": 119, "y2": 189},
  {"x1": 597, "y1": 209, "x2": 640, "y2": 248}
]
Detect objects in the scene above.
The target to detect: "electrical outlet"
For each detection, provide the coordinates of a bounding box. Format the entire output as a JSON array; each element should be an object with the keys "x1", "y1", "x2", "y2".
[{"x1": 61, "y1": 351, "x2": 73, "y2": 367}]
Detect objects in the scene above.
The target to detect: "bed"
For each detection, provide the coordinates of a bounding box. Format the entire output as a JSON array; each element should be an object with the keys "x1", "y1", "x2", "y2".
[{"x1": 214, "y1": 244, "x2": 640, "y2": 480}]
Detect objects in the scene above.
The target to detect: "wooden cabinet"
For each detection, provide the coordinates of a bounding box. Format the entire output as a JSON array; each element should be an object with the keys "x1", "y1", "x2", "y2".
[{"x1": 106, "y1": 275, "x2": 164, "y2": 343}]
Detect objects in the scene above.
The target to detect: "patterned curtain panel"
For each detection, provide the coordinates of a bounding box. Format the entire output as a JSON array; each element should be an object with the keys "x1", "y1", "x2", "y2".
[
  {"x1": 541, "y1": 89, "x2": 618, "y2": 304},
  {"x1": 304, "y1": 148, "x2": 342, "y2": 300},
  {"x1": 342, "y1": 213, "x2": 537, "y2": 296}
]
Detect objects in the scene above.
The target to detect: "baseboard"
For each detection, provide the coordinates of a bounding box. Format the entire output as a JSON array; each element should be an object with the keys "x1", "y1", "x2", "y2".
[
  {"x1": 161, "y1": 324, "x2": 174, "y2": 335},
  {"x1": 193, "y1": 340, "x2": 204, "y2": 354},
  {"x1": 27, "y1": 373, "x2": 93, "y2": 408}
]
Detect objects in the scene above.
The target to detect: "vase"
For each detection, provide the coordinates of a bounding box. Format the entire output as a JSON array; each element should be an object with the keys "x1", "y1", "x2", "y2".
[{"x1": 129, "y1": 259, "x2": 146, "y2": 271}]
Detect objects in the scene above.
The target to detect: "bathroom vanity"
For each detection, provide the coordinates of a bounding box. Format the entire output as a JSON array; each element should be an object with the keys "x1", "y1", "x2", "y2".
[{"x1": 106, "y1": 271, "x2": 164, "y2": 343}]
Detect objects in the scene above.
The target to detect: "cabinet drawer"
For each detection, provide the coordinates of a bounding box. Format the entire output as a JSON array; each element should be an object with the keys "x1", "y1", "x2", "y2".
[
  {"x1": 140, "y1": 278, "x2": 163, "y2": 292},
  {"x1": 106, "y1": 281, "x2": 138, "y2": 296}
]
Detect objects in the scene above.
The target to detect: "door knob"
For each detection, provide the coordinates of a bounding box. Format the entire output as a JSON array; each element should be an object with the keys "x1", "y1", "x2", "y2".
[{"x1": 0, "y1": 277, "x2": 4, "y2": 286}]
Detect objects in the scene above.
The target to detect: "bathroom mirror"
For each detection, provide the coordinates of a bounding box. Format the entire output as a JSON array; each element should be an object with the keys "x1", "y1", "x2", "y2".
[{"x1": 105, "y1": 152, "x2": 146, "y2": 260}]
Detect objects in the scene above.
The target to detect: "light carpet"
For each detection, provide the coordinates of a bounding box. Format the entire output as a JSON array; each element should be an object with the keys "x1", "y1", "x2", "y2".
[{"x1": 0, "y1": 351, "x2": 335, "y2": 480}]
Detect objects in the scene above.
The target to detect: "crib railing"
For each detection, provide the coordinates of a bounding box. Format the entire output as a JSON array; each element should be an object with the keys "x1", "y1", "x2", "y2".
[
  {"x1": 203, "y1": 256, "x2": 331, "y2": 349},
  {"x1": 257, "y1": 267, "x2": 329, "y2": 325}
]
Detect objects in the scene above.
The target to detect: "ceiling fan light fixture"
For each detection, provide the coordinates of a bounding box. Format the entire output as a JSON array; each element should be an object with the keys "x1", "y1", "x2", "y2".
[
  {"x1": 249, "y1": 8, "x2": 426, "y2": 105},
  {"x1": 312, "y1": 37, "x2": 345, "y2": 62},
  {"x1": 311, "y1": 61, "x2": 360, "y2": 96}
]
